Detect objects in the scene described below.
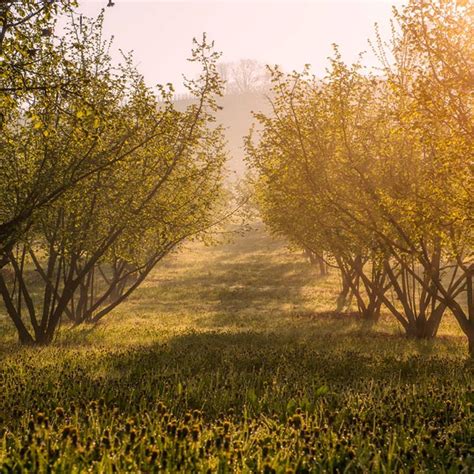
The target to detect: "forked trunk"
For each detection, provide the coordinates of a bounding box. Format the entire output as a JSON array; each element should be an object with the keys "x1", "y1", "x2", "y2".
[
  {"x1": 361, "y1": 299, "x2": 381, "y2": 323},
  {"x1": 404, "y1": 306, "x2": 445, "y2": 340}
]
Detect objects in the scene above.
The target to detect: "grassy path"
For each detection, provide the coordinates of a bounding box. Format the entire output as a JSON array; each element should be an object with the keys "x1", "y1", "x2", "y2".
[{"x1": 1, "y1": 227, "x2": 472, "y2": 472}]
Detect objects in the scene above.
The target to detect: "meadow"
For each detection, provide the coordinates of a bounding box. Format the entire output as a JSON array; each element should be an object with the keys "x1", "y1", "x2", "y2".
[{"x1": 1, "y1": 226, "x2": 473, "y2": 473}]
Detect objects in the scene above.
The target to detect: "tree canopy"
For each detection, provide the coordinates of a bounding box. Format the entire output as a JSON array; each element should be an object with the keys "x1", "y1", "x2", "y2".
[
  {"x1": 0, "y1": 9, "x2": 227, "y2": 344},
  {"x1": 246, "y1": 0, "x2": 473, "y2": 354}
]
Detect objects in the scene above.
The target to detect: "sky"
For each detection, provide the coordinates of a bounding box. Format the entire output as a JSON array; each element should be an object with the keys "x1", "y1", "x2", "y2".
[{"x1": 74, "y1": 0, "x2": 405, "y2": 92}]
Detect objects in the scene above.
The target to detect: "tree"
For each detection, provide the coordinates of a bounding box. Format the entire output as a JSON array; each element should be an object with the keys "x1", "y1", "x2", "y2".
[
  {"x1": 376, "y1": 0, "x2": 473, "y2": 349},
  {"x1": 0, "y1": 13, "x2": 226, "y2": 344},
  {"x1": 0, "y1": 1, "x2": 73, "y2": 121},
  {"x1": 217, "y1": 59, "x2": 270, "y2": 94},
  {"x1": 246, "y1": 62, "x2": 390, "y2": 323},
  {"x1": 247, "y1": 0, "x2": 473, "y2": 353}
]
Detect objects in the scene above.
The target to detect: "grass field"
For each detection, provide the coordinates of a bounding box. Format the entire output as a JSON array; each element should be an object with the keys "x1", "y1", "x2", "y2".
[{"x1": 1, "y1": 226, "x2": 473, "y2": 472}]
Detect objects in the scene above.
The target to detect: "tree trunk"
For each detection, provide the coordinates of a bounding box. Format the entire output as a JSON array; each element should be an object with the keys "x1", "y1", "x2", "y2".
[
  {"x1": 361, "y1": 299, "x2": 381, "y2": 323},
  {"x1": 34, "y1": 330, "x2": 53, "y2": 346},
  {"x1": 17, "y1": 325, "x2": 35, "y2": 345},
  {"x1": 336, "y1": 272, "x2": 351, "y2": 312},
  {"x1": 468, "y1": 327, "x2": 474, "y2": 359},
  {"x1": 406, "y1": 315, "x2": 439, "y2": 339},
  {"x1": 316, "y1": 255, "x2": 327, "y2": 277}
]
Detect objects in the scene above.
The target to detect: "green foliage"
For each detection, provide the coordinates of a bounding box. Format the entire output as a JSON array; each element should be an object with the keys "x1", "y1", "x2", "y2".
[
  {"x1": 246, "y1": 0, "x2": 473, "y2": 352},
  {"x1": 0, "y1": 11, "x2": 227, "y2": 344}
]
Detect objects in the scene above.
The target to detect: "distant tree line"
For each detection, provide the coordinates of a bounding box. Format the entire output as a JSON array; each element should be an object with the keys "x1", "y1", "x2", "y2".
[
  {"x1": 217, "y1": 59, "x2": 270, "y2": 95},
  {"x1": 172, "y1": 59, "x2": 270, "y2": 102},
  {"x1": 247, "y1": 0, "x2": 473, "y2": 356}
]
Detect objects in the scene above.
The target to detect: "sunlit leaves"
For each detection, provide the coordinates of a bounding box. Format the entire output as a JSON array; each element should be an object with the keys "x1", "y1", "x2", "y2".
[
  {"x1": 0, "y1": 9, "x2": 226, "y2": 343},
  {"x1": 246, "y1": 0, "x2": 473, "y2": 352}
]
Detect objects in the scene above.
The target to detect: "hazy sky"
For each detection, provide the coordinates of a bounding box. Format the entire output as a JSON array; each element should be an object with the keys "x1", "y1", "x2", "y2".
[{"x1": 75, "y1": 0, "x2": 404, "y2": 92}]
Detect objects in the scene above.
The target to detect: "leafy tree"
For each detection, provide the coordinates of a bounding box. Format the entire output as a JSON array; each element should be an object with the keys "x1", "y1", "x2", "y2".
[
  {"x1": 246, "y1": 61, "x2": 390, "y2": 323},
  {"x1": 0, "y1": 13, "x2": 226, "y2": 344},
  {"x1": 247, "y1": 0, "x2": 473, "y2": 353},
  {"x1": 375, "y1": 0, "x2": 473, "y2": 349}
]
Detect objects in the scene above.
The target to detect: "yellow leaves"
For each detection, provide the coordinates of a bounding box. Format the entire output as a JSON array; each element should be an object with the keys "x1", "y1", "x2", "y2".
[
  {"x1": 76, "y1": 109, "x2": 101, "y2": 129},
  {"x1": 30, "y1": 113, "x2": 43, "y2": 130}
]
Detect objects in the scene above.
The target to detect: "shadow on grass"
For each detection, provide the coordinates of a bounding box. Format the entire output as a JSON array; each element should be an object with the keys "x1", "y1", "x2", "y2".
[
  {"x1": 126, "y1": 247, "x2": 325, "y2": 322},
  {"x1": 0, "y1": 226, "x2": 467, "y2": 370},
  {"x1": 1, "y1": 327, "x2": 469, "y2": 428}
]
